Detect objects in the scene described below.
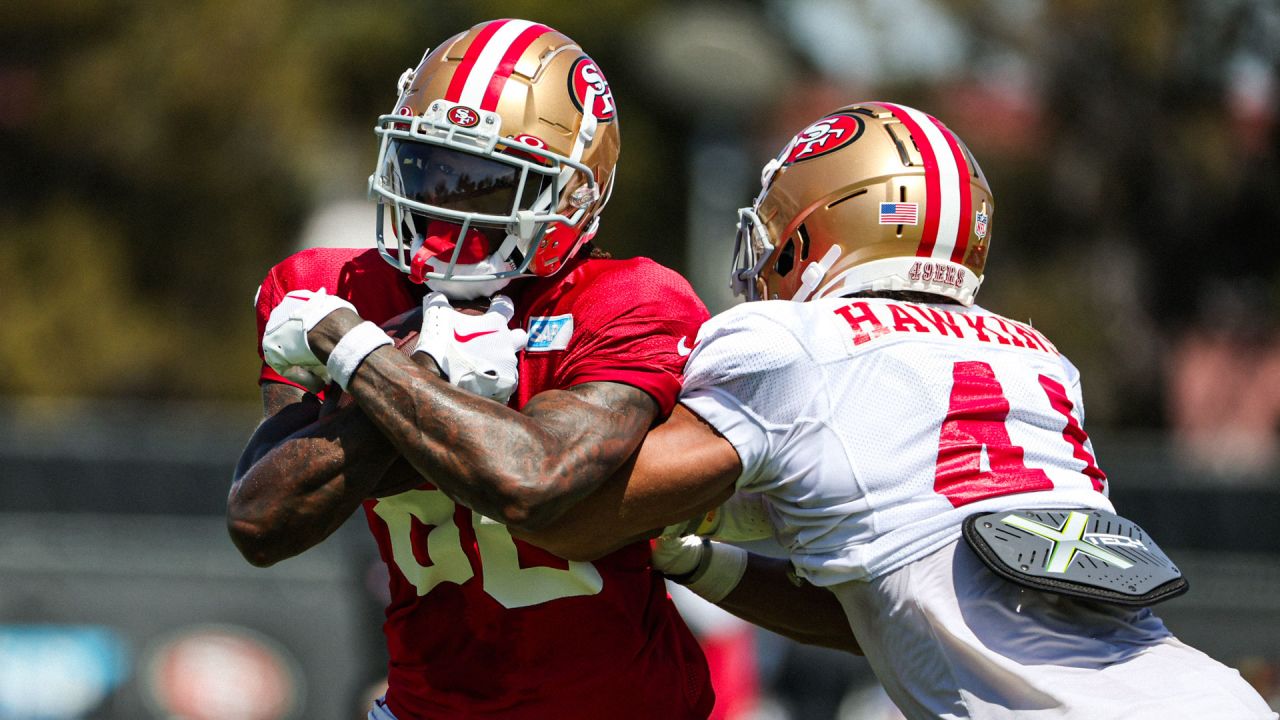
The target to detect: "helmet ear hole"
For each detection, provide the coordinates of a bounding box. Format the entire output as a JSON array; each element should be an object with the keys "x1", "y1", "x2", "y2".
[{"x1": 775, "y1": 238, "x2": 796, "y2": 277}]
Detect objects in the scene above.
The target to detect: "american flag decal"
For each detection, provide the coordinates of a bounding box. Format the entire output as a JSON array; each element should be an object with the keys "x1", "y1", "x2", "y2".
[{"x1": 879, "y1": 203, "x2": 919, "y2": 225}]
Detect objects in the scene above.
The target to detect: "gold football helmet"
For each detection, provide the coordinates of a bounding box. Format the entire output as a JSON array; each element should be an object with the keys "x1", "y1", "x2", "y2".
[
  {"x1": 734, "y1": 102, "x2": 993, "y2": 305},
  {"x1": 369, "y1": 19, "x2": 620, "y2": 297}
]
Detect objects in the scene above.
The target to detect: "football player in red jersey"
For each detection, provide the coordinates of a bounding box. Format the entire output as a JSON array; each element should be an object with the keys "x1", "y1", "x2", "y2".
[{"x1": 228, "y1": 20, "x2": 716, "y2": 719}]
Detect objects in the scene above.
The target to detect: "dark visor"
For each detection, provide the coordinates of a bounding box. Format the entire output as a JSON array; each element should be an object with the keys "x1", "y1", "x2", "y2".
[{"x1": 389, "y1": 141, "x2": 545, "y2": 217}]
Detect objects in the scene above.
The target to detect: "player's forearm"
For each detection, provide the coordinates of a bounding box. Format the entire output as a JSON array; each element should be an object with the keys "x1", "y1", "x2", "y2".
[
  {"x1": 718, "y1": 555, "x2": 862, "y2": 654},
  {"x1": 513, "y1": 406, "x2": 740, "y2": 560},
  {"x1": 307, "y1": 310, "x2": 655, "y2": 532},
  {"x1": 345, "y1": 348, "x2": 649, "y2": 532},
  {"x1": 228, "y1": 405, "x2": 397, "y2": 566}
]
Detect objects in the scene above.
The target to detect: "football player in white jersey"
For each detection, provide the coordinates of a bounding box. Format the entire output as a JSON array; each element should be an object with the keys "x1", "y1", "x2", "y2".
[{"x1": 498, "y1": 102, "x2": 1276, "y2": 719}]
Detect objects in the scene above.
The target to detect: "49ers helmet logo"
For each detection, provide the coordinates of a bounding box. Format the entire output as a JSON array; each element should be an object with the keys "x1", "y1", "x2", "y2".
[
  {"x1": 568, "y1": 57, "x2": 616, "y2": 122},
  {"x1": 781, "y1": 112, "x2": 864, "y2": 165},
  {"x1": 447, "y1": 105, "x2": 480, "y2": 127}
]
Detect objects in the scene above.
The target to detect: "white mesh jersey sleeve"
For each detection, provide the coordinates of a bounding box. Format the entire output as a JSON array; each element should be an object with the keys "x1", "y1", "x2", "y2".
[
  {"x1": 680, "y1": 304, "x2": 814, "y2": 491},
  {"x1": 680, "y1": 297, "x2": 1115, "y2": 586}
]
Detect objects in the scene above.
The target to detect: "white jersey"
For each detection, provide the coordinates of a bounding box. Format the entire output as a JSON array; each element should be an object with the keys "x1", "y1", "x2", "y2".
[
  {"x1": 681, "y1": 297, "x2": 1114, "y2": 586},
  {"x1": 683, "y1": 296, "x2": 1277, "y2": 719}
]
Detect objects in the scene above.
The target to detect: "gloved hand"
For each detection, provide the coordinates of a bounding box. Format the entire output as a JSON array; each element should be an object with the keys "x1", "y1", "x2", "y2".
[
  {"x1": 662, "y1": 491, "x2": 774, "y2": 542},
  {"x1": 262, "y1": 288, "x2": 357, "y2": 392},
  {"x1": 651, "y1": 535, "x2": 748, "y2": 604},
  {"x1": 414, "y1": 292, "x2": 528, "y2": 403},
  {"x1": 650, "y1": 535, "x2": 708, "y2": 579}
]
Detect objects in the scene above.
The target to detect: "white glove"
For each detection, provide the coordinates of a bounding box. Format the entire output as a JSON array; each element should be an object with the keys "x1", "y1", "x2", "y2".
[
  {"x1": 651, "y1": 535, "x2": 748, "y2": 604},
  {"x1": 414, "y1": 292, "x2": 529, "y2": 403},
  {"x1": 651, "y1": 535, "x2": 707, "y2": 577},
  {"x1": 262, "y1": 288, "x2": 356, "y2": 392},
  {"x1": 662, "y1": 492, "x2": 775, "y2": 542}
]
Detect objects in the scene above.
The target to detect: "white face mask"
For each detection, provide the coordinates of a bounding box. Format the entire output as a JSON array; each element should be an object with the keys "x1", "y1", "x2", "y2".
[{"x1": 421, "y1": 252, "x2": 516, "y2": 301}]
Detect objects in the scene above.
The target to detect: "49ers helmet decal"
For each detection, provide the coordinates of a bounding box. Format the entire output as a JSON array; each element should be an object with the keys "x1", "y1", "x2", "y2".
[
  {"x1": 734, "y1": 102, "x2": 993, "y2": 305},
  {"x1": 369, "y1": 19, "x2": 621, "y2": 296}
]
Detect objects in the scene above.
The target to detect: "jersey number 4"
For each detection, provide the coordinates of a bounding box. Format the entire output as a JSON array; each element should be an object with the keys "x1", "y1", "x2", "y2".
[
  {"x1": 935, "y1": 360, "x2": 1106, "y2": 508},
  {"x1": 373, "y1": 490, "x2": 603, "y2": 609}
]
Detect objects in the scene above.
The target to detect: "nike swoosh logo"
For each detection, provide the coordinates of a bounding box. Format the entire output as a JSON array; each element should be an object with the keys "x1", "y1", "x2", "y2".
[
  {"x1": 676, "y1": 336, "x2": 694, "y2": 356},
  {"x1": 454, "y1": 329, "x2": 499, "y2": 343}
]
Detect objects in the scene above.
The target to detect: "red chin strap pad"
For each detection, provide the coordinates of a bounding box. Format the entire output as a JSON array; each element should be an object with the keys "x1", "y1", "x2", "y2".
[
  {"x1": 408, "y1": 245, "x2": 435, "y2": 284},
  {"x1": 408, "y1": 221, "x2": 495, "y2": 284}
]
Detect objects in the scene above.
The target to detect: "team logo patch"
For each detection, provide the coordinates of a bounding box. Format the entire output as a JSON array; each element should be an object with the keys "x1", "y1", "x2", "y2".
[
  {"x1": 568, "y1": 57, "x2": 616, "y2": 122},
  {"x1": 526, "y1": 314, "x2": 574, "y2": 352},
  {"x1": 780, "y1": 112, "x2": 864, "y2": 165},
  {"x1": 447, "y1": 105, "x2": 480, "y2": 127},
  {"x1": 975, "y1": 211, "x2": 989, "y2": 239}
]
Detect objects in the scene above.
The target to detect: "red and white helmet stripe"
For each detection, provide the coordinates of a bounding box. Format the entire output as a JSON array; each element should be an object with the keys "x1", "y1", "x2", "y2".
[
  {"x1": 878, "y1": 103, "x2": 974, "y2": 264},
  {"x1": 445, "y1": 19, "x2": 553, "y2": 111}
]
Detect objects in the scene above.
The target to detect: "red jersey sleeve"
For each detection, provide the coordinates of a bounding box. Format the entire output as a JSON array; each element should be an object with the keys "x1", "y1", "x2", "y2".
[
  {"x1": 556, "y1": 259, "x2": 709, "y2": 417},
  {"x1": 254, "y1": 262, "x2": 300, "y2": 389},
  {"x1": 252, "y1": 247, "x2": 420, "y2": 391}
]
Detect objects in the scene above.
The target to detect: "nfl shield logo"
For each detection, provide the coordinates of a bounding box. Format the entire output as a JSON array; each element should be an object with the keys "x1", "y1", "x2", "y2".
[{"x1": 975, "y1": 211, "x2": 989, "y2": 239}]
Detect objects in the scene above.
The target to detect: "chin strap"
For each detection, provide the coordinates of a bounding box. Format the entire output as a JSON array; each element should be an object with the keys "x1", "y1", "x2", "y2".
[
  {"x1": 791, "y1": 245, "x2": 842, "y2": 302},
  {"x1": 408, "y1": 235, "x2": 434, "y2": 284}
]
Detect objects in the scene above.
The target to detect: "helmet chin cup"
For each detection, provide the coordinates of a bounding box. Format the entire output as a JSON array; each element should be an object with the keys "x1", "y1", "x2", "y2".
[
  {"x1": 424, "y1": 272, "x2": 512, "y2": 301},
  {"x1": 420, "y1": 250, "x2": 517, "y2": 300}
]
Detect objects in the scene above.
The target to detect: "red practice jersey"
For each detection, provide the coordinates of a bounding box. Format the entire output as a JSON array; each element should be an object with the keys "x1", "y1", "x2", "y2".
[{"x1": 255, "y1": 247, "x2": 714, "y2": 719}]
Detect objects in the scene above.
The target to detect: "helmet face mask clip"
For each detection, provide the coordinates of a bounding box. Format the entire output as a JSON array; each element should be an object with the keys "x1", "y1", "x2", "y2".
[{"x1": 732, "y1": 206, "x2": 775, "y2": 301}]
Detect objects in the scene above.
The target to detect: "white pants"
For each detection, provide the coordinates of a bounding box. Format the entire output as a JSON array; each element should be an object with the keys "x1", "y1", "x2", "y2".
[{"x1": 828, "y1": 539, "x2": 1276, "y2": 720}]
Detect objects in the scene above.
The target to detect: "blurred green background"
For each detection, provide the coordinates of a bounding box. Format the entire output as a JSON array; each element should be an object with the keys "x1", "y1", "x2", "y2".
[
  {"x1": 5, "y1": 0, "x2": 1278, "y2": 434},
  {"x1": 2, "y1": 1, "x2": 1278, "y2": 718}
]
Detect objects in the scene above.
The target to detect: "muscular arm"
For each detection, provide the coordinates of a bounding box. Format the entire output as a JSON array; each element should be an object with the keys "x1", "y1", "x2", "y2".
[
  {"x1": 719, "y1": 555, "x2": 861, "y2": 654},
  {"x1": 504, "y1": 402, "x2": 859, "y2": 651},
  {"x1": 509, "y1": 404, "x2": 741, "y2": 560},
  {"x1": 227, "y1": 382, "x2": 401, "y2": 566},
  {"x1": 307, "y1": 309, "x2": 659, "y2": 533}
]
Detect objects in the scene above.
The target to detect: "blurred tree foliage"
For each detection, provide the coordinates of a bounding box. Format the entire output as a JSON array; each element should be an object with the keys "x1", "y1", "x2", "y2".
[
  {"x1": 938, "y1": 0, "x2": 1280, "y2": 426},
  {"x1": 1, "y1": 0, "x2": 1276, "y2": 429},
  {"x1": 0, "y1": 0, "x2": 678, "y2": 401}
]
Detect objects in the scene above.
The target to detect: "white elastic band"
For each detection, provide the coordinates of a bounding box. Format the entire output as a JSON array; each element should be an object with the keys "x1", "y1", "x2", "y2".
[
  {"x1": 684, "y1": 541, "x2": 748, "y2": 604},
  {"x1": 326, "y1": 321, "x2": 393, "y2": 390}
]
